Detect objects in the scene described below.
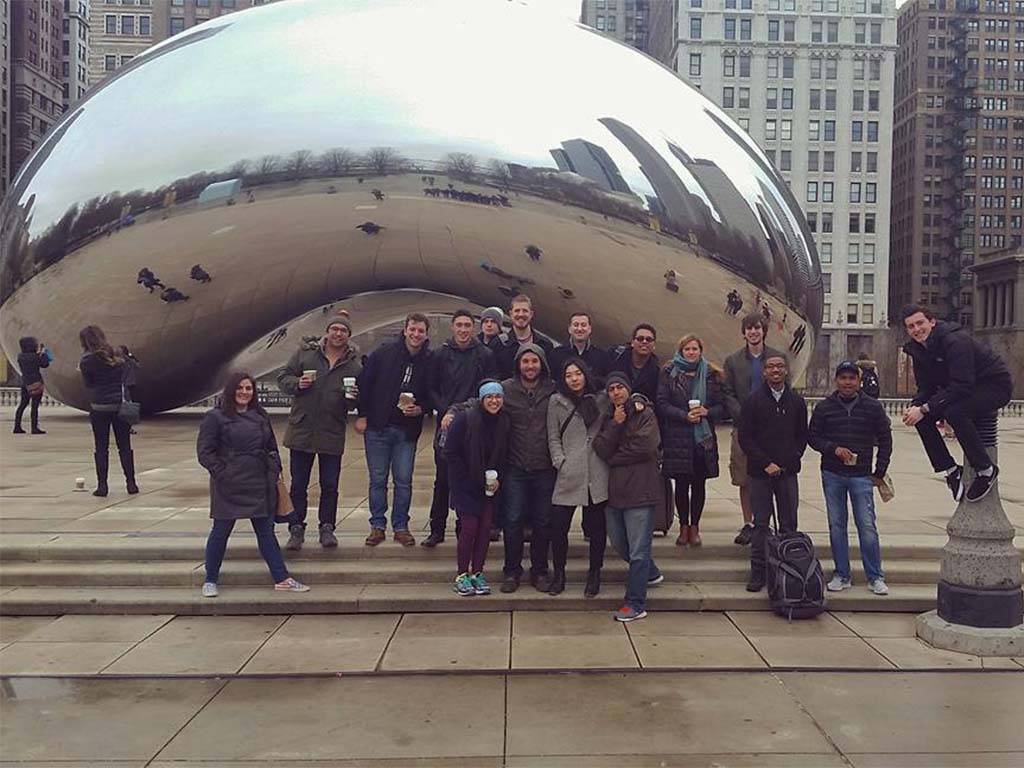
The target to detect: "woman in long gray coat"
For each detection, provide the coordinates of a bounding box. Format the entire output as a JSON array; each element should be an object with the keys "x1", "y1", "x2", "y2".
[
  {"x1": 196, "y1": 371, "x2": 309, "y2": 597},
  {"x1": 547, "y1": 359, "x2": 609, "y2": 597}
]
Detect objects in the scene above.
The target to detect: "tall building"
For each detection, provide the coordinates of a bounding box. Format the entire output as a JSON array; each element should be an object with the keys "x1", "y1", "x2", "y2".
[
  {"x1": 580, "y1": 0, "x2": 673, "y2": 55},
  {"x1": 2, "y1": 0, "x2": 11, "y2": 197},
  {"x1": 62, "y1": 0, "x2": 90, "y2": 110},
  {"x1": 9, "y1": 0, "x2": 64, "y2": 183},
  {"x1": 644, "y1": 0, "x2": 897, "y2": 390},
  {"x1": 890, "y1": 0, "x2": 1024, "y2": 329},
  {"x1": 88, "y1": 0, "x2": 271, "y2": 86}
]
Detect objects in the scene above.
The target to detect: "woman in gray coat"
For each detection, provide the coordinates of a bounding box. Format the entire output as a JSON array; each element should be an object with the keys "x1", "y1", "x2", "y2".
[
  {"x1": 196, "y1": 371, "x2": 309, "y2": 597},
  {"x1": 547, "y1": 359, "x2": 609, "y2": 597}
]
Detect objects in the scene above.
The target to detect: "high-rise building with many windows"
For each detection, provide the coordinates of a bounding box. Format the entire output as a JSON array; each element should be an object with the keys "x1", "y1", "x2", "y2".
[
  {"x1": 62, "y1": 0, "x2": 90, "y2": 109},
  {"x1": 87, "y1": 0, "x2": 271, "y2": 86},
  {"x1": 640, "y1": 0, "x2": 897, "y2": 390},
  {"x1": 2, "y1": 0, "x2": 11, "y2": 197},
  {"x1": 890, "y1": 0, "x2": 1024, "y2": 330},
  {"x1": 580, "y1": 0, "x2": 674, "y2": 55}
]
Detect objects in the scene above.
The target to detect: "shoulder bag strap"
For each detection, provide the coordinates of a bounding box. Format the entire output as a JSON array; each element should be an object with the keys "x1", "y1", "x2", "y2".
[{"x1": 558, "y1": 402, "x2": 580, "y2": 441}]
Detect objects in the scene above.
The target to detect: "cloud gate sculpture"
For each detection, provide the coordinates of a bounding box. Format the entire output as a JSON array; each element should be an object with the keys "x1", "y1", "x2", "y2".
[{"x1": 0, "y1": 0, "x2": 821, "y2": 412}]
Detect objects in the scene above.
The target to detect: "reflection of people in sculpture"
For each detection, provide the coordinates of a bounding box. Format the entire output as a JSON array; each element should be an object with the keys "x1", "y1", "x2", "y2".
[
  {"x1": 265, "y1": 327, "x2": 288, "y2": 349},
  {"x1": 664, "y1": 269, "x2": 679, "y2": 293},
  {"x1": 137, "y1": 268, "x2": 164, "y2": 293},
  {"x1": 525, "y1": 245, "x2": 542, "y2": 261},
  {"x1": 159, "y1": 287, "x2": 189, "y2": 303},
  {"x1": 356, "y1": 221, "x2": 384, "y2": 235},
  {"x1": 372, "y1": 188, "x2": 385, "y2": 201},
  {"x1": 246, "y1": 190, "x2": 255, "y2": 203},
  {"x1": 725, "y1": 289, "x2": 743, "y2": 315},
  {"x1": 900, "y1": 304, "x2": 1013, "y2": 504},
  {"x1": 190, "y1": 264, "x2": 212, "y2": 283}
]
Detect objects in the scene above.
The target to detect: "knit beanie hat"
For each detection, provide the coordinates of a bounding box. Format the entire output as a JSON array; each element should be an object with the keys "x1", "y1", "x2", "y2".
[
  {"x1": 326, "y1": 312, "x2": 352, "y2": 334},
  {"x1": 479, "y1": 381, "x2": 504, "y2": 398},
  {"x1": 605, "y1": 371, "x2": 632, "y2": 394},
  {"x1": 480, "y1": 307, "x2": 504, "y2": 325}
]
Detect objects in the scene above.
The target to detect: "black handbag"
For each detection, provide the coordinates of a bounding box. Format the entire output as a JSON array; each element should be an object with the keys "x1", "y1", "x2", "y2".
[{"x1": 118, "y1": 383, "x2": 141, "y2": 426}]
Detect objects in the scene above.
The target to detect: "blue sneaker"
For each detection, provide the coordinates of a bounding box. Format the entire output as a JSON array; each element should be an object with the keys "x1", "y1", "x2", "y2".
[
  {"x1": 453, "y1": 572, "x2": 475, "y2": 596},
  {"x1": 472, "y1": 572, "x2": 491, "y2": 595},
  {"x1": 613, "y1": 604, "x2": 648, "y2": 622}
]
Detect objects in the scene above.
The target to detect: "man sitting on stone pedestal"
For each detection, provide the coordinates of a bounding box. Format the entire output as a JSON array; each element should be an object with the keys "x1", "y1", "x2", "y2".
[{"x1": 900, "y1": 304, "x2": 1013, "y2": 504}]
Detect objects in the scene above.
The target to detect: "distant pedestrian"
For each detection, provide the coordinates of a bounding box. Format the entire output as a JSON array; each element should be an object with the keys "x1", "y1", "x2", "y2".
[
  {"x1": 13, "y1": 336, "x2": 50, "y2": 435},
  {"x1": 444, "y1": 381, "x2": 510, "y2": 596},
  {"x1": 855, "y1": 352, "x2": 881, "y2": 399},
  {"x1": 78, "y1": 325, "x2": 139, "y2": 497},
  {"x1": 190, "y1": 264, "x2": 212, "y2": 283},
  {"x1": 197, "y1": 372, "x2": 309, "y2": 598}
]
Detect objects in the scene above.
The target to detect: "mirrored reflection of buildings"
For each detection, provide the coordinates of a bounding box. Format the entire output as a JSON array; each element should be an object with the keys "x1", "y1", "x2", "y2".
[
  {"x1": 87, "y1": 0, "x2": 276, "y2": 86},
  {"x1": 970, "y1": 246, "x2": 1023, "y2": 397},
  {"x1": 603, "y1": 0, "x2": 898, "y2": 393},
  {"x1": 2, "y1": 0, "x2": 11, "y2": 199},
  {"x1": 579, "y1": 0, "x2": 672, "y2": 55},
  {"x1": 890, "y1": 0, "x2": 1024, "y2": 333},
  {"x1": 62, "y1": 0, "x2": 90, "y2": 111}
]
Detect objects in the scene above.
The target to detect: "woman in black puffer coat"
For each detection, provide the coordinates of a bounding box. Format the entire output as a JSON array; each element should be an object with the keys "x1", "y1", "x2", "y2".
[
  {"x1": 79, "y1": 325, "x2": 138, "y2": 497},
  {"x1": 14, "y1": 336, "x2": 50, "y2": 434},
  {"x1": 196, "y1": 371, "x2": 308, "y2": 597},
  {"x1": 657, "y1": 334, "x2": 725, "y2": 548}
]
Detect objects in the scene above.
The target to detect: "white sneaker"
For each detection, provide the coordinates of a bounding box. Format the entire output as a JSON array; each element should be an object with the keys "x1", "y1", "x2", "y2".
[
  {"x1": 869, "y1": 579, "x2": 889, "y2": 596},
  {"x1": 826, "y1": 575, "x2": 852, "y2": 592},
  {"x1": 201, "y1": 582, "x2": 219, "y2": 598}
]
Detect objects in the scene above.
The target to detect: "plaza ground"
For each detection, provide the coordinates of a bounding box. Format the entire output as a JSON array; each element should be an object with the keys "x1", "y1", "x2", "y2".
[{"x1": 1, "y1": 407, "x2": 1022, "y2": 764}]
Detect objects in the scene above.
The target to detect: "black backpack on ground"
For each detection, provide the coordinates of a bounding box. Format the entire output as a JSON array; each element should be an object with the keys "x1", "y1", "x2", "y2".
[{"x1": 765, "y1": 518, "x2": 826, "y2": 620}]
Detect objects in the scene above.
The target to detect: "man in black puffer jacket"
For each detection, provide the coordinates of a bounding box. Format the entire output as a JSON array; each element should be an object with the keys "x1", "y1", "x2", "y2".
[
  {"x1": 809, "y1": 361, "x2": 893, "y2": 596},
  {"x1": 901, "y1": 305, "x2": 1013, "y2": 504},
  {"x1": 422, "y1": 309, "x2": 498, "y2": 548}
]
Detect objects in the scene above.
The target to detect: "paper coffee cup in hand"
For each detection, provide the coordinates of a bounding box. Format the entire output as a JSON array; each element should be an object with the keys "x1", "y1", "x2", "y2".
[
  {"x1": 844, "y1": 452, "x2": 859, "y2": 466},
  {"x1": 485, "y1": 470, "x2": 499, "y2": 496},
  {"x1": 688, "y1": 399, "x2": 701, "y2": 410},
  {"x1": 303, "y1": 369, "x2": 317, "y2": 382},
  {"x1": 398, "y1": 392, "x2": 415, "y2": 408}
]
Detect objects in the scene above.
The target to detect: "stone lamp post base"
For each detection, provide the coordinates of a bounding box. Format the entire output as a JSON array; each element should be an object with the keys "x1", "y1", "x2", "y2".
[{"x1": 916, "y1": 610, "x2": 1024, "y2": 657}]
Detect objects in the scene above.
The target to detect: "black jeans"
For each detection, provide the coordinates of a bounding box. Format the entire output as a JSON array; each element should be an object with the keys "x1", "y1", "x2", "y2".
[
  {"x1": 748, "y1": 473, "x2": 799, "y2": 579},
  {"x1": 550, "y1": 502, "x2": 607, "y2": 571},
  {"x1": 288, "y1": 449, "x2": 342, "y2": 528},
  {"x1": 14, "y1": 386, "x2": 42, "y2": 430},
  {"x1": 89, "y1": 410, "x2": 132, "y2": 453},
  {"x1": 674, "y1": 475, "x2": 707, "y2": 526},
  {"x1": 428, "y1": 445, "x2": 451, "y2": 536},
  {"x1": 503, "y1": 466, "x2": 555, "y2": 579},
  {"x1": 914, "y1": 377, "x2": 1012, "y2": 472}
]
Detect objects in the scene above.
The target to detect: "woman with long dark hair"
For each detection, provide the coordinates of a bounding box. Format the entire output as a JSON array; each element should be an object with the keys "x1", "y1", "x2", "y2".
[
  {"x1": 78, "y1": 325, "x2": 138, "y2": 496},
  {"x1": 547, "y1": 359, "x2": 609, "y2": 597},
  {"x1": 657, "y1": 334, "x2": 725, "y2": 547},
  {"x1": 13, "y1": 336, "x2": 50, "y2": 435},
  {"x1": 196, "y1": 371, "x2": 309, "y2": 597},
  {"x1": 443, "y1": 380, "x2": 510, "y2": 596}
]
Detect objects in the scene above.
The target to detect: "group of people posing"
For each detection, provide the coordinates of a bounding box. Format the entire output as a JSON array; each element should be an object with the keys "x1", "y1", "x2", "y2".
[{"x1": 69, "y1": 292, "x2": 1013, "y2": 622}]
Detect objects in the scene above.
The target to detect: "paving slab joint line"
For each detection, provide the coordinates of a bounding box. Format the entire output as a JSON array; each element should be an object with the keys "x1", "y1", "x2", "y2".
[
  {"x1": 140, "y1": 677, "x2": 231, "y2": 768},
  {"x1": 725, "y1": 610, "x2": 774, "y2": 668},
  {"x1": 773, "y1": 670, "x2": 856, "y2": 768},
  {"x1": 372, "y1": 612, "x2": 405, "y2": 673}
]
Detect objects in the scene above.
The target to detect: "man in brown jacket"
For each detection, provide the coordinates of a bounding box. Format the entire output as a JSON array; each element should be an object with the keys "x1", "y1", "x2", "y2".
[{"x1": 593, "y1": 372, "x2": 664, "y2": 622}]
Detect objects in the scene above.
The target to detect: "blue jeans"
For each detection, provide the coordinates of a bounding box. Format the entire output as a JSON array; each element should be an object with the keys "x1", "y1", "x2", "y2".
[
  {"x1": 822, "y1": 470, "x2": 884, "y2": 583},
  {"x1": 605, "y1": 505, "x2": 659, "y2": 612},
  {"x1": 288, "y1": 450, "x2": 342, "y2": 529},
  {"x1": 364, "y1": 426, "x2": 417, "y2": 531},
  {"x1": 205, "y1": 516, "x2": 288, "y2": 584},
  {"x1": 502, "y1": 465, "x2": 555, "y2": 578}
]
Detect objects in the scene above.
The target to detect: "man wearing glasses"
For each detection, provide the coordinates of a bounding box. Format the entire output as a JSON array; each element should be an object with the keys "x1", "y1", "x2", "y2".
[{"x1": 608, "y1": 324, "x2": 660, "y2": 406}]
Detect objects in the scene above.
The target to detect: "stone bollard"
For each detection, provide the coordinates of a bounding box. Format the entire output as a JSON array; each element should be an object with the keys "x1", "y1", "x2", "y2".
[{"x1": 917, "y1": 412, "x2": 1024, "y2": 656}]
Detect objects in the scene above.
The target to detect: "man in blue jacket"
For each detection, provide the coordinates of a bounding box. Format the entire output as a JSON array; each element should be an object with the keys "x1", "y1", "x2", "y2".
[
  {"x1": 808, "y1": 361, "x2": 893, "y2": 596},
  {"x1": 356, "y1": 313, "x2": 432, "y2": 547},
  {"x1": 901, "y1": 305, "x2": 1013, "y2": 503}
]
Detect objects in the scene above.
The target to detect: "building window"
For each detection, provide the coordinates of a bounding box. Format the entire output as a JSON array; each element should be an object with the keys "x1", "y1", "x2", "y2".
[
  {"x1": 722, "y1": 86, "x2": 734, "y2": 107},
  {"x1": 139, "y1": 15, "x2": 150, "y2": 35},
  {"x1": 766, "y1": 87, "x2": 778, "y2": 109},
  {"x1": 105, "y1": 14, "x2": 116, "y2": 33},
  {"x1": 870, "y1": 22, "x2": 881, "y2": 44},
  {"x1": 725, "y1": 17, "x2": 736, "y2": 39},
  {"x1": 866, "y1": 152, "x2": 878, "y2": 172},
  {"x1": 827, "y1": 20, "x2": 839, "y2": 43},
  {"x1": 847, "y1": 304, "x2": 859, "y2": 324},
  {"x1": 765, "y1": 118, "x2": 777, "y2": 140},
  {"x1": 784, "y1": 19, "x2": 795, "y2": 41},
  {"x1": 853, "y1": 90, "x2": 864, "y2": 111},
  {"x1": 170, "y1": 16, "x2": 184, "y2": 34},
  {"x1": 740, "y1": 18, "x2": 752, "y2": 40},
  {"x1": 780, "y1": 119, "x2": 792, "y2": 140},
  {"x1": 848, "y1": 274, "x2": 859, "y2": 294},
  {"x1": 824, "y1": 120, "x2": 836, "y2": 141},
  {"x1": 781, "y1": 88, "x2": 793, "y2": 109},
  {"x1": 849, "y1": 213, "x2": 861, "y2": 232},
  {"x1": 690, "y1": 17, "x2": 702, "y2": 39},
  {"x1": 104, "y1": 54, "x2": 116, "y2": 71},
  {"x1": 848, "y1": 243, "x2": 860, "y2": 264},
  {"x1": 809, "y1": 120, "x2": 820, "y2": 141},
  {"x1": 820, "y1": 242, "x2": 832, "y2": 263},
  {"x1": 783, "y1": 56, "x2": 794, "y2": 78},
  {"x1": 809, "y1": 89, "x2": 821, "y2": 109},
  {"x1": 868, "y1": 90, "x2": 880, "y2": 110},
  {"x1": 855, "y1": 21, "x2": 866, "y2": 44},
  {"x1": 823, "y1": 272, "x2": 832, "y2": 293},
  {"x1": 738, "y1": 87, "x2": 750, "y2": 108},
  {"x1": 867, "y1": 121, "x2": 879, "y2": 142},
  {"x1": 768, "y1": 56, "x2": 779, "y2": 78},
  {"x1": 808, "y1": 151, "x2": 819, "y2": 171},
  {"x1": 864, "y1": 214, "x2": 876, "y2": 233},
  {"x1": 862, "y1": 304, "x2": 874, "y2": 324},
  {"x1": 723, "y1": 55, "x2": 735, "y2": 77},
  {"x1": 121, "y1": 54, "x2": 133, "y2": 65},
  {"x1": 850, "y1": 182, "x2": 861, "y2": 203},
  {"x1": 768, "y1": 19, "x2": 780, "y2": 41},
  {"x1": 852, "y1": 121, "x2": 863, "y2": 141},
  {"x1": 121, "y1": 15, "x2": 134, "y2": 35},
  {"x1": 822, "y1": 181, "x2": 834, "y2": 202},
  {"x1": 825, "y1": 89, "x2": 837, "y2": 110},
  {"x1": 812, "y1": 21, "x2": 822, "y2": 43},
  {"x1": 864, "y1": 274, "x2": 875, "y2": 294},
  {"x1": 689, "y1": 53, "x2": 702, "y2": 76},
  {"x1": 807, "y1": 182, "x2": 819, "y2": 202},
  {"x1": 780, "y1": 149, "x2": 792, "y2": 169},
  {"x1": 739, "y1": 54, "x2": 751, "y2": 77},
  {"x1": 865, "y1": 182, "x2": 877, "y2": 203}
]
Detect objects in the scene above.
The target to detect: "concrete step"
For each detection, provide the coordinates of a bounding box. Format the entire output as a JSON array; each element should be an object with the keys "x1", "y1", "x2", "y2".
[
  {"x1": 0, "y1": 557, "x2": 946, "y2": 588},
  {"x1": 0, "y1": 582, "x2": 936, "y2": 616},
  {"x1": 0, "y1": 531, "x2": 969, "y2": 563}
]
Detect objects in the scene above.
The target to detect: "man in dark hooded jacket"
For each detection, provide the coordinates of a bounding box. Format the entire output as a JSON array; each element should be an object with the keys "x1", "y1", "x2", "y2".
[
  {"x1": 422, "y1": 309, "x2": 497, "y2": 547},
  {"x1": 901, "y1": 305, "x2": 1012, "y2": 503}
]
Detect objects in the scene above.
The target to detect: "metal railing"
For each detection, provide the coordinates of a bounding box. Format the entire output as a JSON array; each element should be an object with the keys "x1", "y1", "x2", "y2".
[{"x1": 806, "y1": 397, "x2": 1024, "y2": 419}]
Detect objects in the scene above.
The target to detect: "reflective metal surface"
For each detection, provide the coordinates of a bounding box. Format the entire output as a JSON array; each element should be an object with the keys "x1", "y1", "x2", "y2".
[{"x1": 0, "y1": 0, "x2": 821, "y2": 411}]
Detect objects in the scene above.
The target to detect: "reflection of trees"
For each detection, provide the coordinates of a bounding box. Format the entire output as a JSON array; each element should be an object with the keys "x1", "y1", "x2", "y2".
[
  {"x1": 226, "y1": 159, "x2": 249, "y2": 178},
  {"x1": 443, "y1": 152, "x2": 478, "y2": 181},
  {"x1": 256, "y1": 155, "x2": 279, "y2": 177},
  {"x1": 364, "y1": 146, "x2": 407, "y2": 176},
  {"x1": 488, "y1": 159, "x2": 512, "y2": 189},
  {"x1": 320, "y1": 147, "x2": 357, "y2": 175},
  {"x1": 285, "y1": 150, "x2": 314, "y2": 178}
]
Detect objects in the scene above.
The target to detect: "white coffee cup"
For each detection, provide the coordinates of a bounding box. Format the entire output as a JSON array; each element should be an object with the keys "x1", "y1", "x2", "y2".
[
  {"x1": 844, "y1": 451, "x2": 859, "y2": 466},
  {"x1": 688, "y1": 399, "x2": 701, "y2": 410},
  {"x1": 398, "y1": 391, "x2": 415, "y2": 408},
  {"x1": 343, "y1": 376, "x2": 356, "y2": 394},
  {"x1": 303, "y1": 369, "x2": 317, "y2": 382},
  {"x1": 74, "y1": 477, "x2": 86, "y2": 492},
  {"x1": 485, "y1": 469, "x2": 499, "y2": 496}
]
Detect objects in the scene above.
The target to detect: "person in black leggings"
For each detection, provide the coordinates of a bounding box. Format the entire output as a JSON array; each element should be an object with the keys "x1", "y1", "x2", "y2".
[
  {"x1": 13, "y1": 336, "x2": 50, "y2": 434},
  {"x1": 657, "y1": 334, "x2": 725, "y2": 547},
  {"x1": 78, "y1": 325, "x2": 139, "y2": 497}
]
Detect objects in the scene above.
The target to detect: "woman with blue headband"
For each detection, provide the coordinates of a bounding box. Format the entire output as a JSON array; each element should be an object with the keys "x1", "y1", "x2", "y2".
[{"x1": 443, "y1": 380, "x2": 511, "y2": 596}]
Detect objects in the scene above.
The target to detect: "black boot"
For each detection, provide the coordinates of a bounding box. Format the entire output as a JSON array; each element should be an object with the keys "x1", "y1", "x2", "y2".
[
  {"x1": 548, "y1": 568, "x2": 566, "y2": 596},
  {"x1": 119, "y1": 450, "x2": 139, "y2": 494},
  {"x1": 584, "y1": 568, "x2": 601, "y2": 598},
  {"x1": 93, "y1": 452, "x2": 109, "y2": 497}
]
